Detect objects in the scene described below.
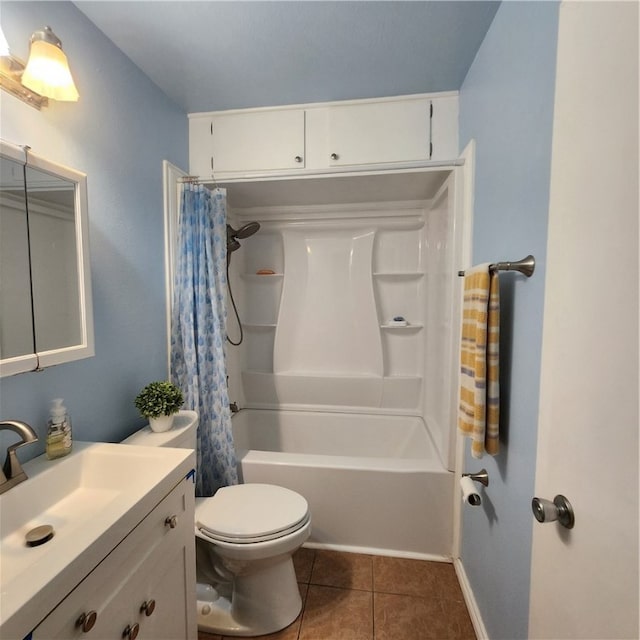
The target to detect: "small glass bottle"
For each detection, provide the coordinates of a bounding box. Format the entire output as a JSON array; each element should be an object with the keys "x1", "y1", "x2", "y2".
[{"x1": 46, "y1": 398, "x2": 73, "y2": 460}]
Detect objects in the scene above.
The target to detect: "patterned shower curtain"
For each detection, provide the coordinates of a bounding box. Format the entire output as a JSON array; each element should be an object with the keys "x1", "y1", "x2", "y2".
[{"x1": 170, "y1": 183, "x2": 238, "y2": 496}]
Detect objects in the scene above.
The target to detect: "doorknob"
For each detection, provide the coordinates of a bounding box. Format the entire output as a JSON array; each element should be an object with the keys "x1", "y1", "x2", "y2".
[{"x1": 531, "y1": 494, "x2": 575, "y2": 529}]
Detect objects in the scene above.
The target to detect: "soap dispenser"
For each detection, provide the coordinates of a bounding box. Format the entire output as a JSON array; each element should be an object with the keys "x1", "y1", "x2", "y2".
[{"x1": 46, "y1": 398, "x2": 72, "y2": 460}]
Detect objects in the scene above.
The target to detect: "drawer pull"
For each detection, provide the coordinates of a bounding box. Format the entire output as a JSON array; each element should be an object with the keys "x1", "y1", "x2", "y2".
[
  {"x1": 140, "y1": 599, "x2": 156, "y2": 616},
  {"x1": 76, "y1": 610, "x2": 98, "y2": 633},
  {"x1": 164, "y1": 515, "x2": 178, "y2": 529},
  {"x1": 330, "y1": 153, "x2": 339, "y2": 160},
  {"x1": 294, "y1": 155, "x2": 303, "y2": 163},
  {"x1": 122, "y1": 623, "x2": 140, "y2": 639}
]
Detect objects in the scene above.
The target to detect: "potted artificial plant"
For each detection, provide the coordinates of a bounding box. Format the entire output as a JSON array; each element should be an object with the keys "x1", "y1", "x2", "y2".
[{"x1": 134, "y1": 381, "x2": 184, "y2": 433}]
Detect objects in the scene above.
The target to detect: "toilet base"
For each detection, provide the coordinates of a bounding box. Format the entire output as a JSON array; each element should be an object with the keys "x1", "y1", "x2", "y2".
[
  {"x1": 197, "y1": 596, "x2": 251, "y2": 636},
  {"x1": 196, "y1": 556, "x2": 302, "y2": 637}
]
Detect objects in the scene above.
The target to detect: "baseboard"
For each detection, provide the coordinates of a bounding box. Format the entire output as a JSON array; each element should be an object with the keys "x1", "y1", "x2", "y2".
[
  {"x1": 454, "y1": 558, "x2": 489, "y2": 640},
  {"x1": 303, "y1": 541, "x2": 451, "y2": 563}
]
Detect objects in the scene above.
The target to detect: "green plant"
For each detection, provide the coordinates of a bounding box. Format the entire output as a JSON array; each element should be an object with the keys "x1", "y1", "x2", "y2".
[{"x1": 134, "y1": 381, "x2": 184, "y2": 419}]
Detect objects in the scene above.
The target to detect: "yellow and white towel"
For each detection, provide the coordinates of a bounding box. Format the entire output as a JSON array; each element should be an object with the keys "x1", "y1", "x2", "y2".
[{"x1": 458, "y1": 264, "x2": 500, "y2": 458}]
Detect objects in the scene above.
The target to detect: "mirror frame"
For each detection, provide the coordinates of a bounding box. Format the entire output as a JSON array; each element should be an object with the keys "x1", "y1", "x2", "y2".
[{"x1": 0, "y1": 140, "x2": 94, "y2": 376}]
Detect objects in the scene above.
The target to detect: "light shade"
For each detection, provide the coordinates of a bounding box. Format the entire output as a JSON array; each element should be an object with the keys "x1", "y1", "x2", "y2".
[
  {"x1": 0, "y1": 25, "x2": 10, "y2": 57},
  {"x1": 21, "y1": 26, "x2": 79, "y2": 101}
]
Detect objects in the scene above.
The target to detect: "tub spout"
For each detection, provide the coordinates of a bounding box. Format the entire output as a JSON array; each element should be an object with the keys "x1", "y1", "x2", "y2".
[{"x1": 0, "y1": 420, "x2": 38, "y2": 494}]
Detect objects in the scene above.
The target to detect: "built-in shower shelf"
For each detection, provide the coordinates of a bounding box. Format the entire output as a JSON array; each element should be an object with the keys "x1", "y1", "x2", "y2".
[
  {"x1": 240, "y1": 369, "x2": 423, "y2": 410},
  {"x1": 373, "y1": 272, "x2": 424, "y2": 279},
  {"x1": 380, "y1": 323, "x2": 423, "y2": 330},
  {"x1": 240, "y1": 272, "x2": 284, "y2": 280}
]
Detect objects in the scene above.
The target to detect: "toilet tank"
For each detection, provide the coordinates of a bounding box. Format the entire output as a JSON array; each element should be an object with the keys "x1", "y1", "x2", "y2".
[{"x1": 121, "y1": 410, "x2": 198, "y2": 450}]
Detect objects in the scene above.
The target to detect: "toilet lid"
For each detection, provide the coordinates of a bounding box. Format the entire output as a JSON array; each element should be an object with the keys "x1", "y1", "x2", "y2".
[{"x1": 195, "y1": 483, "x2": 310, "y2": 544}]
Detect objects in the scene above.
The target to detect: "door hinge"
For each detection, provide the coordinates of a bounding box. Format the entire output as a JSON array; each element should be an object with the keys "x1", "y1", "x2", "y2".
[
  {"x1": 429, "y1": 101, "x2": 433, "y2": 159},
  {"x1": 210, "y1": 122, "x2": 213, "y2": 135}
]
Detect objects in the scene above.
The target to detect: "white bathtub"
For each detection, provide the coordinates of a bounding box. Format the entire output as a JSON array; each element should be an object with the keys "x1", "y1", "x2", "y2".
[{"x1": 232, "y1": 409, "x2": 454, "y2": 560}]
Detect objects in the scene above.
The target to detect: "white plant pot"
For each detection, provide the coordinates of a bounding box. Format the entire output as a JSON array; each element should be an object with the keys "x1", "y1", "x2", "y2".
[{"x1": 149, "y1": 414, "x2": 174, "y2": 433}]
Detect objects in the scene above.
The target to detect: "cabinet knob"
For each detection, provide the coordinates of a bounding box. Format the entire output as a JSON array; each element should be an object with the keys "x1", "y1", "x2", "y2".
[
  {"x1": 140, "y1": 599, "x2": 156, "y2": 617},
  {"x1": 164, "y1": 515, "x2": 177, "y2": 529},
  {"x1": 330, "y1": 153, "x2": 339, "y2": 160},
  {"x1": 294, "y1": 155, "x2": 303, "y2": 163},
  {"x1": 76, "y1": 610, "x2": 98, "y2": 633},
  {"x1": 122, "y1": 623, "x2": 140, "y2": 640}
]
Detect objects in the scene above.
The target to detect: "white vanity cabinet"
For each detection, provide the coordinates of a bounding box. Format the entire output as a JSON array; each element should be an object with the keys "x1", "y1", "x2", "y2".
[
  {"x1": 188, "y1": 92, "x2": 458, "y2": 179},
  {"x1": 189, "y1": 108, "x2": 305, "y2": 178},
  {"x1": 31, "y1": 477, "x2": 196, "y2": 640}
]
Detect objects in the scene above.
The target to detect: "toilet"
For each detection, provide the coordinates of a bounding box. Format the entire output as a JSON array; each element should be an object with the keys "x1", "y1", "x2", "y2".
[{"x1": 122, "y1": 410, "x2": 311, "y2": 637}]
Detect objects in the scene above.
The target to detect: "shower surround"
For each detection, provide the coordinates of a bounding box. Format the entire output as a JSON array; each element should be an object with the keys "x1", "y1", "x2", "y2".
[{"x1": 224, "y1": 164, "x2": 469, "y2": 558}]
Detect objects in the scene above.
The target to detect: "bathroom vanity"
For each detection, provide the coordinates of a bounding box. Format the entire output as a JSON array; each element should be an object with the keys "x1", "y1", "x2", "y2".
[{"x1": 0, "y1": 443, "x2": 196, "y2": 640}]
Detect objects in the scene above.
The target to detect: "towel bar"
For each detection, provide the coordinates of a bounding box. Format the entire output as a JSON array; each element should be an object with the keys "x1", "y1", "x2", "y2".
[{"x1": 458, "y1": 254, "x2": 535, "y2": 278}]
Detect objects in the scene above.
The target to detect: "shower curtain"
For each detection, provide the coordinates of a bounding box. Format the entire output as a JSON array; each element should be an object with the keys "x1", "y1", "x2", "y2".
[{"x1": 170, "y1": 183, "x2": 238, "y2": 496}]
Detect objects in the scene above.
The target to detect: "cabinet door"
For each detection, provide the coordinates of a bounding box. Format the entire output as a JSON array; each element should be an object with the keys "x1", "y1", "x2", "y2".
[
  {"x1": 211, "y1": 109, "x2": 305, "y2": 174},
  {"x1": 327, "y1": 99, "x2": 432, "y2": 166},
  {"x1": 32, "y1": 479, "x2": 195, "y2": 639},
  {"x1": 136, "y1": 541, "x2": 195, "y2": 639},
  {"x1": 189, "y1": 116, "x2": 214, "y2": 178},
  {"x1": 430, "y1": 94, "x2": 458, "y2": 161}
]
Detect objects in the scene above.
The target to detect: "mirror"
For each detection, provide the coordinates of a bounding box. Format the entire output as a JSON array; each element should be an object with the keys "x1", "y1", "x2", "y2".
[{"x1": 0, "y1": 141, "x2": 94, "y2": 376}]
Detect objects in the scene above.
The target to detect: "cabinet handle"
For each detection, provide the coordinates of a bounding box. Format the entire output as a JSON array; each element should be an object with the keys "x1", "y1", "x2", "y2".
[
  {"x1": 330, "y1": 153, "x2": 339, "y2": 160},
  {"x1": 140, "y1": 599, "x2": 156, "y2": 617},
  {"x1": 76, "y1": 610, "x2": 98, "y2": 633},
  {"x1": 294, "y1": 155, "x2": 303, "y2": 163},
  {"x1": 122, "y1": 623, "x2": 140, "y2": 639},
  {"x1": 164, "y1": 515, "x2": 178, "y2": 529}
]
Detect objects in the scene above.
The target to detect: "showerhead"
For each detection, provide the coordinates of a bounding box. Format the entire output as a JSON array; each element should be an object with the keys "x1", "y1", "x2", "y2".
[
  {"x1": 226, "y1": 222, "x2": 260, "y2": 264},
  {"x1": 227, "y1": 222, "x2": 260, "y2": 244},
  {"x1": 226, "y1": 221, "x2": 261, "y2": 346},
  {"x1": 234, "y1": 222, "x2": 261, "y2": 239}
]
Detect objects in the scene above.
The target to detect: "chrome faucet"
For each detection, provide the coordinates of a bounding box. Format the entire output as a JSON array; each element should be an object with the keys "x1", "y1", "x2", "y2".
[{"x1": 0, "y1": 420, "x2": 38, "y2": 495}]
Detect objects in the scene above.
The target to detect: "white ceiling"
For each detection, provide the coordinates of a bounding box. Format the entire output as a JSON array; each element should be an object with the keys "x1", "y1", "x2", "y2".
[{"x1": 74, "y1": 1, "x2": 500, "y2": 114}]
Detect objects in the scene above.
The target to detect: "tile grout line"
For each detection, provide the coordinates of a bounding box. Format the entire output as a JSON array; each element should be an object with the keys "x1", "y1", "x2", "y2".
[
  {"x1": 371, "y1": 557, "x2": 376, "y2": 640},
  {"x1": 296, "y1": 550, "x2": 317, "y2": 639}
]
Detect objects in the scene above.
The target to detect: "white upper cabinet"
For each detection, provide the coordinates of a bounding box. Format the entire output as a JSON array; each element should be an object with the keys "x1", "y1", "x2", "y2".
[
  {"x1": 325, "y1": 98, "x2": 432, "y2": 166},
  {"x1": 189, "y1": 116, "x2": 215, "y2": 179},
  {"x1": 190, "y1": 109, "x2": 305, "y2": 177},
  {"x1": 188, "y1": 93, "x2": 458, "y2": 179},
  {"x1": 428, "y1": 94, "x2": 458, "y2": 162}
]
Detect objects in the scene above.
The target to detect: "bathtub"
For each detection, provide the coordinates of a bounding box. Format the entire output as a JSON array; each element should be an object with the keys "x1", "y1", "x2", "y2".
[{"x1": 232, "y1": 409, "x2": 454, "y2": 560}]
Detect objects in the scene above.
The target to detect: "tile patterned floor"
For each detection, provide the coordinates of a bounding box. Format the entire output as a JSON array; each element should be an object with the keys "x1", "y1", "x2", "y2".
[{"x1": 197, "y1": 548, "x2": 476, "y2": 640}]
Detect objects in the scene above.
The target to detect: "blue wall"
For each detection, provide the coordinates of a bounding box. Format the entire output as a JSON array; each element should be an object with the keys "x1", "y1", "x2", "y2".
[
  {"x1": 0, "y1": 2, "x2": 187, "y2": 451},
  {"x1": 458, "y1": 3, "x2": 559, "y2": 638}
]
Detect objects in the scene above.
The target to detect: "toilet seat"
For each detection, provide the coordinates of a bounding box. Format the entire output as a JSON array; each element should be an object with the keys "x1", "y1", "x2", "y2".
[{"x1": 196, "y1": 483, "x2": 310, "y2": 544}]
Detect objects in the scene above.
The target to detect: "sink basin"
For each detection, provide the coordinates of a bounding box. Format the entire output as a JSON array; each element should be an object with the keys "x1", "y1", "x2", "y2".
[{"x1": 0, "y1": 441, "x2": 195, "y2": 639}]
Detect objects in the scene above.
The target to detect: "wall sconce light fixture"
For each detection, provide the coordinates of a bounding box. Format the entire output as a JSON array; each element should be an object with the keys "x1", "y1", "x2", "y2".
[
  {"x1": 0, "y1": 25, "x2": 10, "y2": 57},
  {"x1": 0, "y1": 25, "x2": 79, "y2": 109}
]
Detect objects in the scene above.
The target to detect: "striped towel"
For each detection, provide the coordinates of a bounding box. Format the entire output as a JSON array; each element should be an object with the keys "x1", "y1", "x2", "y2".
[{"x1": 458, "y1": 264, "x2": 500, "y2": 458}]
